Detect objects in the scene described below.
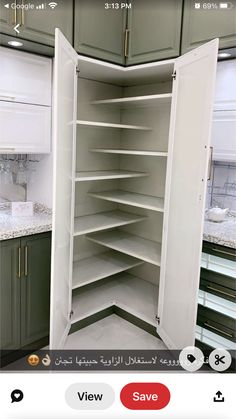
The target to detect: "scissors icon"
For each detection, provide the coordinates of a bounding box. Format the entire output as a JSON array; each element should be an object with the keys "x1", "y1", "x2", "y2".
[{"x1": 215, "y1": 355, "x2": 225, "y2": 365}]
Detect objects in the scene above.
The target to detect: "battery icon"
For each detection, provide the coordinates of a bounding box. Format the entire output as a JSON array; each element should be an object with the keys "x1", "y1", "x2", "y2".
[{"x1": 219, "y1": 2, "x2": 233, "y2": 8}]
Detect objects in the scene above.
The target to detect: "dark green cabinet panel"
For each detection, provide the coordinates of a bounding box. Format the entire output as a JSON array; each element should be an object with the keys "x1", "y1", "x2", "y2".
[
  {"x1": 0, "y1": 0, "x2": 19, "y2": 36},
  {"x1": 0, "y1": 233, "x2": 51, "y2": 352},
  {"x1": 197, "y1": 305, "x2": 235, "y2": 343},
  {"x1": 20, "y1": 234, "x2": 51, "y2": 348},
  {"x1": 74, "y1": 0, "x2": 127, "y2": 64},
  {"x1": 0, "y1": 238, "x2": 21, "y2": 350},
  {"x1": 181, "y1": 0, "x2": 236, "y2": 53},
  {"x1": 0, "y1": 0, "x2": 73, "y2": 46},
  {"x1": 126, "y1": 0, "x2": 182, "y2": 65},
  {"x1": 200, "y1": 268, "x2": 236, "y2": 303}
]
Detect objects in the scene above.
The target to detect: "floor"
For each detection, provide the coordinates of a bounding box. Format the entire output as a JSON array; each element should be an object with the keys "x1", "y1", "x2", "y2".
[{"x1": 64, "y1": 314, "x2": 167, "y2": 349}]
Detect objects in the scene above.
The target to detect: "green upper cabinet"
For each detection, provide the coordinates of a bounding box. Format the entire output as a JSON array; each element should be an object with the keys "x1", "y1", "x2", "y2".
[
  {"x1": 125, "y1": 0, "x2": 182, "y2": 65},
  {"x1": 20, "y1": 233, "x2": 51, "y2": 348},
  {"x1": 0, "y1": 0, "x2": 16, "y2": 36},
  {"x1": 74, "y1": 0, "x2": 127, "y2": 64},
  {"x1": 0, "y1": 0, "x2": 73, "y2": 46},
  {"x1": 0, "y1": 238, "x2": 21, "y2": 351},
  {"x1": 181, "y1": 0, "x2": 236, "y2": 54}
]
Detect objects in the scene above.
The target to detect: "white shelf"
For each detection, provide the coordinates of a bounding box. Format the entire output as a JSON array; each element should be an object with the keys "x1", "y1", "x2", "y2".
[
  {"x1": 73, "y1": 210, "x2": 146, "y2": 236},
  {"x1": 77, "y1": 120, "x2": 151, "y2": 130},
  {"x1": 89, "y1": 190, "x2": 164, "y2": 212},
  {"x1": 72, "y1": 251, "x2": 143, "y2": 289},
  {"x1": 91, "y1": 148, "x2": 168, "y2": 157},
  {"x1": 87, "y1": 230, "x2": 161, "y2": 266},
  {"x1": 72, "y1": 273, "x2": 158, "y2": 326},
  {"x1": 91, "y1": 93, "x2": 172, "y2": 108},
  {"x1": 75, "y1": 170, "x2": 148, "y2": 181}
]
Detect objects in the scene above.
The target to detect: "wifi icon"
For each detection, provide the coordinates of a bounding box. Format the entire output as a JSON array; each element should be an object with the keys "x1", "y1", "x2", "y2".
[{"x1": 48, "y1": 2, "x2": 57, "y2": 9}]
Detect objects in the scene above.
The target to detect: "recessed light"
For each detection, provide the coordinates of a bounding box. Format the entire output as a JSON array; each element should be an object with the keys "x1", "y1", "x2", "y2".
[
  {"x1": 218, "y1": 52, "x2": 231, "y2": 58},
  {"x1": 8, "y1": 41, "x2": 23, "y2": 47}
]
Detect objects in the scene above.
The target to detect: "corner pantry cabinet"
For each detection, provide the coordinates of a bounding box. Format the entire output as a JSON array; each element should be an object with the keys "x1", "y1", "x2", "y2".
[{"x1": 50, "y1": 29, "x2": 218, "y2": 350}]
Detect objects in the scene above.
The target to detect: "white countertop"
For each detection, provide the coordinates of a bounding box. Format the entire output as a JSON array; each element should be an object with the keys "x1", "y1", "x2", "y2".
[{"x1": 0, "y1": 203, "x2": 52, "y2": 241}]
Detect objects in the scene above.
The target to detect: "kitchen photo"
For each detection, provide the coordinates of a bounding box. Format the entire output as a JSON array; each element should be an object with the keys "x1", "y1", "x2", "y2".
[{"x1": 0, "y1": 0, "x2": 235, "y2": 368}]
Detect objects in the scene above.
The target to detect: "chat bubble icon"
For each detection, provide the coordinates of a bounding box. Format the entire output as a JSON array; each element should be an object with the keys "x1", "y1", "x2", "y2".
[{"x1": 11, "y1": 389, "x2": 24, "y2": 403}]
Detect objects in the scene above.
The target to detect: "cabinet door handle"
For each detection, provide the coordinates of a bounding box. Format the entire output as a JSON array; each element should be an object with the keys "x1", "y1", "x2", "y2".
[
  {"x1": 204, "y1": 322, "x2": 233, "y2": 338},
  {"x1": 0, "y1": 95, "x2": 16, "y2": 101},
  {"x1": 0, "y1": 147, "x2": 16, "y2": 151},
  {"x1": 17, "y1": 247, "x2": 21, "y2": 278},
  {"x1": 124, "y1": 29, "x2": 130, "y2": 58},
  {"x1": 12, "y1": 2, "x2": 17, "y2": 25},
  {"x1": 24, "y1": 245, "x2": 28, "y2": 277},
  {"x1": 207, "y1": 146, "x2": 213, "y2": 180},
  {"x1": 206, "y1": 285, "x2": 235, "y2": 299},
  {"x1": 21, "y1": 0, "x2": 25, "y2": 26},
  {"x1": 212, "y1": 247, "x2": 235, "y2": 257}
]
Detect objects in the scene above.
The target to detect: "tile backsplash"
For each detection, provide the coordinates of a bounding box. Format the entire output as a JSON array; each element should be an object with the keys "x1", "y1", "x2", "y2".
[
  {"x1": 0, "y1": 154, "x2": 53, "y2": 208},
  {"x1": 206, "y1": 161, "x2": 236, "y2": 211}
]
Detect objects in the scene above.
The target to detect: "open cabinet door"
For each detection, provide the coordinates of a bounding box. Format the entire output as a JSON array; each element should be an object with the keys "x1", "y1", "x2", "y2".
[
  {"x1": 157, "y1": 39, "x2": 219, "y2": 349},
  {"x1": 50, "y1": 29, "x2": 77, "y2": 349}
]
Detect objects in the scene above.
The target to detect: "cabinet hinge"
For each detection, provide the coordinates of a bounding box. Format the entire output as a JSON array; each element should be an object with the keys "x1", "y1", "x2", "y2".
[
  {"x1": 69, "y1": 310, "x2": 74, "y2": 320},
  {"x1": 156, "y1": 316, "x2": 160, "y2": 325},
  {"x1": 76, "y1": 66, "x2": 80, "y2": 76},
  {"x1": 172, "y1": 71, "x2": 177, "y2": 80}
]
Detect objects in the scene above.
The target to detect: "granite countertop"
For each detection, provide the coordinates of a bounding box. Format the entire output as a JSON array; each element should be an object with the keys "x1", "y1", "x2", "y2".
[
  {"x1": 0, "y1": 203, "x2": 52, "y2": 241},
  {"x1": 203, "y1": 214, "x2": 236, "y2": 249}
]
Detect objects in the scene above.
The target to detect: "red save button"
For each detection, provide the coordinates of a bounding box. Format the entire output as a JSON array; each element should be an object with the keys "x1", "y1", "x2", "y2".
[{"x1": 120, "y1": 382, "x2": 170, "y2": 410}]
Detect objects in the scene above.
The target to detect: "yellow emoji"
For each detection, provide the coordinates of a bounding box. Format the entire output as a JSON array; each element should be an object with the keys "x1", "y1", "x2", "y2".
[{"x1": 28, "y1": 354, "x2": 40, "y2": 366}]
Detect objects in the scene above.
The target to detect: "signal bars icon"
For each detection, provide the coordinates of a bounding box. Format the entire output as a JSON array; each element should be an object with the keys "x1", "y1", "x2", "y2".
[{"x1": 48, "y1": 2, "x2": 58, "y2": 9}]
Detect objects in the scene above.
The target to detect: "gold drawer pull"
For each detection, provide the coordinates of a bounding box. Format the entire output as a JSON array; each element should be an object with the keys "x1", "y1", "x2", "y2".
[
  {"x1": 21, "y1": 0, "x2": 25, "y2": 26},
  {"x1": 124, "y1": 29, "x2": 130, "y2": 58},
  {"x1": 12, "y1": 2, "x2": 17, "y2": 25},
  {"x1": 207, "y1": 146, "x2": 213, "y2": 180},
  {"x1": 17, "y1": 247, "x2": 21, "y2": 278},
  {"x1": 212, "y1": 247, "x2": 235, "y2": 257},
  {"x1": 204, "y1": 322, "x2": 233, "y2": 338},
  {"x1": 24, "y1": 245, "x2": 28, "y2": 277},
  {"x1": 206, "y1": 285, "x2": 235, "y2": 299}
]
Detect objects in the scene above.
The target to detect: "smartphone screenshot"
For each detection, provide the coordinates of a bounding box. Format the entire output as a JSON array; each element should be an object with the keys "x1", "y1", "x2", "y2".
[{"x1": 0, "y1": 1, "x2": 235, "y2": 418}]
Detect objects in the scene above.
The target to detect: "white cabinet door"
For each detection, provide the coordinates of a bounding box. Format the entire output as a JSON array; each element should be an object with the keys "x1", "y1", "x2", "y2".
[
  {"x1": 0, "y1": 102, "x2": 51, "y2": 154},
  {"x1": 212, "y1": 110, "x2": 236, "y2": 161},
  {"x1": 0, "y1": 47, "x2": 52, "y2": 106},
  {"x1": 50, "y1": 29, "x2": 78, "y2": 349},
  {"x1": 157, "y1": 39, "x2": 218, "y2": 349}
]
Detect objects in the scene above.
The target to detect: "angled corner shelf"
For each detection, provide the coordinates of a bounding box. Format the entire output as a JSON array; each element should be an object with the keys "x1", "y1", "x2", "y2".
[
  {"x1": 72, "y1": 273, "x2": 158, "y2": 326},
  {"x1": 86, "y1": 230, "x2": 162, "y2": 267},
  {"x1": 75, "y1": 170, "x2": 148, "y2": 181},
  {"x1": 91, "y1": 93, "x2": 172, "y2": 108},
  {"x1": 89, "y1": 190, "x2": 164, "y2": 212},
  {"x1": 73, "y1": 210, "x2": 146, "y2": 236},
  {"x1": 77, "y1": 120, "x2": 152, "y2": 130},
  {"x1": 72, "y1": 251, "x2": 143, "y2": 289},
  {"x1": 91, "y1": 148, "x2": 168, "y2": 157}
]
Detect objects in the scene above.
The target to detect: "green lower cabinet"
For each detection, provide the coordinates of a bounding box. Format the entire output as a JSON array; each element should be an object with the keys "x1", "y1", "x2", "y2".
[
  {"x1": 20, "y1": 234, "x2": 51, "y2": 348},
  {"x1": 181, "y1": 0, "x2": 236, "y2": 54},
  {"x1": 0, "y1": 233, "x2": 51, "y2": 353},
  {"x1": 0, "y1": 238, "x2": 21, "y2": 351},
  {"x1": 126, "y1": 0, "x2": 182, "y2": 65}
]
